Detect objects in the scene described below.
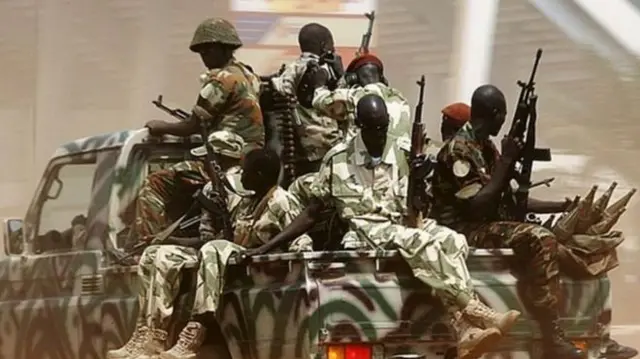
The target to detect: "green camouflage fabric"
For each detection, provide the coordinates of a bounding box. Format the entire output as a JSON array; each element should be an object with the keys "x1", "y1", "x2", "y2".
[
  {"x1": 431, "y1": 121, "x2": 561, "y2": 315},
  {"x1": 192, "y1": 186, "x2": 312, "y2": 313},
  {"x1": 312, "y1": 82, "x2": 411, "y2": 140},
  {"x1": 197, "y1": 58, "x2": 265, "y2": 148},
  {"x1": 133, "y1": 130, "x2": 246, "y2": 242},
  {"x1": 190, "y1": 18, "x2": 243, "y2": 51},
  {"x1": 287, "y1": 172, "x2": 318, "y2": 206},
  {"x1": 271, "y1": 53, "x2": 343, "y2": 162},
  {"x1": 308, "y1": 133, "x2": 475, "y2": 312},
  {"x1": 134, "y1": 160, "x2": 209, "y2": 242}
]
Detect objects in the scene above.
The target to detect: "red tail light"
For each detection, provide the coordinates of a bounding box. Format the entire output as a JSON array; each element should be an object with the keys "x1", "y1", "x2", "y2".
[{"x1": 327, "y1": 344, "x2": 372, "y2": 359}]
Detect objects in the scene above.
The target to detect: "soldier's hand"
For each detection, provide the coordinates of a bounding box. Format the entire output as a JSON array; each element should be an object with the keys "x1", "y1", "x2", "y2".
[
  {"x1": 145, "y1": 120, "x2": 167, "y2": 136},
  {"x1": 501, "y1": 135, "x2": 523, "y2": 162},
  {"x1": 410, "y1": 154, "x2": 433, "y2": 178}
]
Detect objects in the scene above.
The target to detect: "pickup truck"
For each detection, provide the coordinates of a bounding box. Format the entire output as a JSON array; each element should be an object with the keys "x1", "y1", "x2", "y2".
[{"x1": 0, "y1": 129, "x2": 611, "y2": 359}]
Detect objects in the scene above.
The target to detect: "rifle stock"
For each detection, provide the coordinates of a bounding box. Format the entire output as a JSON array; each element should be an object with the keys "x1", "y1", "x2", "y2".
[{"x1": 405, "y1": 75, "x2": 426, "y2": 228}]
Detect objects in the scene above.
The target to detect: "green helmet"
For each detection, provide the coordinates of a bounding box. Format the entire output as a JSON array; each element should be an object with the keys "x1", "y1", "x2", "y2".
[{"x1": 190, "y1": 18, "x2": 243, "y2": 52}]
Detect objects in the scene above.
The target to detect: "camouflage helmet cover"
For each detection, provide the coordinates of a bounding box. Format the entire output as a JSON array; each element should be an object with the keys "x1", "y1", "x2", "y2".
[
  {"x1": 190, "y1": 18, "x2": 243, "y2": 51},
  {"x1": 191, "y1": 130, "x2": 246, "y2": 159}
]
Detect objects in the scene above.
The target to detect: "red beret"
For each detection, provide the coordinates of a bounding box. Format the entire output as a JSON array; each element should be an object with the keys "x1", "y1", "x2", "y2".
[
  {"x1": 346, "y1": 53, "x2": 384, "y2": 73},
  {"x1": 441, "y1": 102, "x2": 470, "y2": 126}
]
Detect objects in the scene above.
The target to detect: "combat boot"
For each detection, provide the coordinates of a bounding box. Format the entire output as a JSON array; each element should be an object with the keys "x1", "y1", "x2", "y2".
[
  {"x1": 451, "y1": 311, "x2": 502, "y2": 359},
  {"x1": 461, "y1": 298, "x2": 521, "y2": 334},
  {"x1": 159, "y1": 321, "x2": 206, "y2": 359},
  {"x1": 540, "y1": 318, "x2": 584, "y2": 359},
  {"x1": 138, "y1": 328, "x2": 168, "y2": 359},
  {"x1": 106, "y1": 321, "x2": 150, "y2": 359}
]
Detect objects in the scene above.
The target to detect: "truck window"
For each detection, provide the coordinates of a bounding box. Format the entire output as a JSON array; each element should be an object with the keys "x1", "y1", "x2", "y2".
[{"x1": 26, "y1": 150, "x2": 119, "y2": 253}]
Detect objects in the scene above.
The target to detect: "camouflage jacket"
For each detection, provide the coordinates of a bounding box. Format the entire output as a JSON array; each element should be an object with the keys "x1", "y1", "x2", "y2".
[
  {"x1": 271, "y1": 53, "x2": 343, "y2": 162},
  {"x1": 430, "y1": 122, "x2": 514, "y2": 233},
  {"x1": 312, "y1": 82, "x2": 411, "y2": 140},
  {"x1": 287, "y1": 172, "x2": 317, "y2": 207},
  {"x1": 197, "y1": 58, "x2": 265, "y2": 148},
  {"x1": 200, "y1": 180, "x2": 310, "y2": 248},
  {"x1": 310, "y1": 134, "x2": 411, "y2": 230}
]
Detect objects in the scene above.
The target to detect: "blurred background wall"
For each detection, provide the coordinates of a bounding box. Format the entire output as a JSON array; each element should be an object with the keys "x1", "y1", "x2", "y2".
[{"x1": 1, "y1": 0, "x2": 640, "y2": 333}]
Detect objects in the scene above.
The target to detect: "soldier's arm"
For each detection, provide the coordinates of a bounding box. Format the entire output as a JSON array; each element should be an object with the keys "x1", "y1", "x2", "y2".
[
  {"x1": 312, "y1": 86, "x2": 351, "y2": 121},
  {"x1": 442, "y1": 143, "x2": 511, "y2": 216},
  {"x1": 198, "y1": 183, "x2": 218, "y2": 242},
  {"x1": 251, "y1": 162, "x2": 332, "y2": 253},
  {"x1": 270, "y1": 62, "x2": 303, "y2": 96}
]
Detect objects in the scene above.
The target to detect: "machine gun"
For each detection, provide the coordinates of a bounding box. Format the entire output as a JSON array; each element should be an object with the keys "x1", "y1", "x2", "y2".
[
  {"x1": 355, "y1": 11, "x2": 376, "y2": 57},
  {"x1": 405, "y1": 75, "x2": 427, "y2": 228},
  {"x1": 506, "y1": 49, "x2": 553, "y2": 222}
]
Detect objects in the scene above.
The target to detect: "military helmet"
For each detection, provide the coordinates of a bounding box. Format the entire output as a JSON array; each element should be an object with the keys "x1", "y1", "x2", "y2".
[
  {"x1": 190, "y1": 18, "x2": 243, "y2": 52},
  {"x1": 191, "y1": 130, "x2": 245, "y2": 159}
]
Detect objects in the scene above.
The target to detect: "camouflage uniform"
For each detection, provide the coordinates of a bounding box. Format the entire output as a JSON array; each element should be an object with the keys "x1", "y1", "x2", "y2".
[
  {"x1": 270, "y1": 53, "x2": 343, "y2": 164},
  {"x1": 132, "y1": 131, "x2": 245, "y2": 242},
  {"x1": 312, "y1": 83, "x2": 411, "y2": 140},
  {"x1": 160, "y1": 186, "x2": 311, "y2": 359},
  {"x1": 311, "y1": 134, "x2": 473, "y2": 309},
  {"x1": 287, "y1": 172, "x2": 317, "y2": 206},
  {"x1": 430, "y1": 122, "x2": 559, "y2": 317},
  {"x1": 190, "y1": 18, "x2": 264, "y2": 149}
]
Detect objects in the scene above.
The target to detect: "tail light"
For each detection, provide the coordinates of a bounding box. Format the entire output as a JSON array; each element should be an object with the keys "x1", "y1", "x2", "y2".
[{"x1": 327, "y1": 344, "x2": 373, "y2": 359}]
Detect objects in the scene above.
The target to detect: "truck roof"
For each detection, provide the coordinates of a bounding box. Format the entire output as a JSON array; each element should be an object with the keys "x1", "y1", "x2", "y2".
[{"x1": 51, "y1": 129, "x2": 203, "y2": 159}]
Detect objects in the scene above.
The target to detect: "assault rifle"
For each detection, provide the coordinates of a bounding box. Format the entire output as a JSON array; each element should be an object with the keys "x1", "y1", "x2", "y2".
[
  {"x1": 152, "y1": 95, "x2": 190, "y2": 120},
  {"x1": 355, "y1": 11, "x2": 376, "y2": 57},
  {"x1": 406, "y1": 75, "x2": 427, "y2": 228},
  {"x1": 507, "y1": 49, "x2": 553, "y2": 222}
]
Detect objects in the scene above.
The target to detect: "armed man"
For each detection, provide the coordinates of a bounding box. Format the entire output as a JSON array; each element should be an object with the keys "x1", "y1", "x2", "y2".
[
  {"x1": 110, "y1": 148, "x2": 311, "y2": 359},
  {"x1": 145, "y1": 18, "x2": 264, "y2": 149},
  {"x1": 430, "y1": 84, "x2": 586, "y2": 359},
  {"x1": 267, "y1": 23, "x2": 344, "y2": 176},
  {"x1": 244, "y1": 94, "x2": 521, "y2": 359},
  {"x1": 131, "y1": 131, "x2": 244, "y2": 243},
  {"x1": 108, "y1": 131, "x2": 246, "y2": 359},
  {"x1": 153, "y1": 148, "x2": 311, "y2": 359}
]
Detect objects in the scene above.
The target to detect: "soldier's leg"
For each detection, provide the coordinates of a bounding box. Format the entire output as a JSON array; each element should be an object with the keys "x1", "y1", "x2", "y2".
[
  {"x1": 470, "y1": 221, "x2": 583, "y2": 359},
  {"x1": 107, "y1": 245, "x2": 162, "y2": 359},
  {"x1": 134, "y1": 161, "x2": 207, "y2": 242},
  {"x1": 160, "y1": 240, "x2": 245, "y2": 359},
  {"x1": 140, "y1": 245, "x2": 199, "y2": 358},
  {"x1": 387, "y1": 223, "x2": 520, "y2": 359}
]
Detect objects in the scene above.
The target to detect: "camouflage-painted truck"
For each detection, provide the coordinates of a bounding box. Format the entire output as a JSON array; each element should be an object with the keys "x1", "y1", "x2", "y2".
[{"x1": 0, "y1": 129, "x2": 611, "y2": 359}]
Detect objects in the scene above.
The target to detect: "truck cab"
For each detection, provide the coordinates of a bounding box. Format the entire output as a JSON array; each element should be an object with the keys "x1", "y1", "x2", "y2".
[{"x1": 0, "y1": 129, "x2": 612, "y2": 359}]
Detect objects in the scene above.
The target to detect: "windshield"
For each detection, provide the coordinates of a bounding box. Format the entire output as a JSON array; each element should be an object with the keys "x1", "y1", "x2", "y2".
[{"x1": 25, "y1": 149, "x2": 119, "y2": 253}]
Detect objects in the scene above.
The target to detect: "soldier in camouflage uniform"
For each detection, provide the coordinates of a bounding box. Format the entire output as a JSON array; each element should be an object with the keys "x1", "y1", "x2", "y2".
[
  {"x1": 247, "y1": 94, "x2": 521, "y2": 359},
  {"x1": 145, "y1": 18, "x2": 264, "y2": 149},
  {"x1": 270, "y1": 23, "x2": 344, "y2": 175},
  {"x1": 107, "y1": 131, "x2": 246, "y2": 359},
  {"x1": 132, "y1": 131, "x2": 245, "y2": 242},
  {"x1": 312, "y1": 53, "x2": 411, "y2": 140},
  {"x1": 430, "y1": 84, "x2": 584, "y2": 359},
  {"x1": 158, "y1": 148, "x2": 311, "y2": 359}
]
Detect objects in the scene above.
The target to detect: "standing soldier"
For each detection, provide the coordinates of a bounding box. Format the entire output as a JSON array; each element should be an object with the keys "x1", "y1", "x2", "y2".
[
  {"x1": 145, "y1": 18, "x2": 264, "y2": 149},
  {"x1": 269, "y1": 23, "x2": 344, "y2": 175},
  {"x1": 312, "y1": 53, "x2": 411, "y2": 140}
]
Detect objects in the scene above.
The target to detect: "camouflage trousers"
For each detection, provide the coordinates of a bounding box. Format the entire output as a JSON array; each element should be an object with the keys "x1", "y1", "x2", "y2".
[
  {"x1": 137, "y1": 244, "x2": 199, "y2": 329},
  {"x1": 350, "y1": 218, "x2": 474, "y2": 312},
  {"x1": 468, "y1": 221, "x2": 560, "y2": 317},
  {"x1": 191, "y1": 236, "x2": 313, "y2": 315},
  {"x1": 134, "y1": 160, "x2": 208, "y2": 241}
]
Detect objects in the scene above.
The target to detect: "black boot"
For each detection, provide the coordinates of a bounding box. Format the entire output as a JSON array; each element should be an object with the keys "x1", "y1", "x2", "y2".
[{"x1": 540, "y1": 317, "x2": 584, "y2": 359}]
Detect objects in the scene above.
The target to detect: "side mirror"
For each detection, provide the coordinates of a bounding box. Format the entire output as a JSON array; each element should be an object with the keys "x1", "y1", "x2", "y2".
[{"x1": 3, "y1": 218, "x2": 24, "y2": 255}]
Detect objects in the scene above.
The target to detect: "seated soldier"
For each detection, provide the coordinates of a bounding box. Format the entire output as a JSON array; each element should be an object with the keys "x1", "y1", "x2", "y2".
[
  {"x1": 156, "y1": 148, "x2": 311, "y2": 359},
  {"x1": 247, "y1": 94, "x2": 521, "y2": 359},
  {"x1": 312, "y1": 53, "x2": 411, "y2": 140},
  {"x1": 107, "y1": 131, "x2": 248, "y2": 359},
  {"x1": 130, "y1": 131, "x2": 244, "y2": 244}
]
